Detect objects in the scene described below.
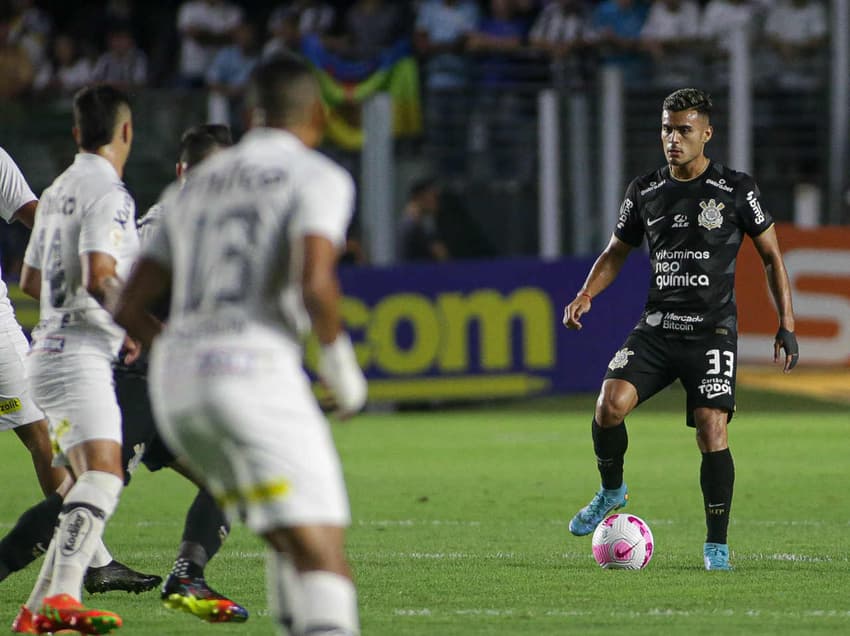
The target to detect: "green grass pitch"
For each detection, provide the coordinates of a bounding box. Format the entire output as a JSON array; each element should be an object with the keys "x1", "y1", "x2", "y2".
[{"x1": 0, "y1": 385, "x2": 848, "y2": 635}]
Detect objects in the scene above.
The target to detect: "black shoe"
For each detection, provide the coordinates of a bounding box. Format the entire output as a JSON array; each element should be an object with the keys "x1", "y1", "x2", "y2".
[
  {"x1": 161, "y1": 573, "x2": 249, "y2": 622},
  {"x1": 84, "y1": 559, "x2": 163, "y2": 594}
]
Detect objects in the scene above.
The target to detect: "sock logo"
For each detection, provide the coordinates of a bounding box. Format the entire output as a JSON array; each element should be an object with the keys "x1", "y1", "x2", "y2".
[{"x1": 60, "y1": 508, "x2": 93, "y2": 557}]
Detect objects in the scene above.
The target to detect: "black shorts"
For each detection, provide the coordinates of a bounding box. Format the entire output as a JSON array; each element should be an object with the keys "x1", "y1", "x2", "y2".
[
  {"x1": 114, "y1": 368, "x2": 175, "y2": 483},
  {"x1": 603, "y1": 328, "x2": 737, "y2": 427}
]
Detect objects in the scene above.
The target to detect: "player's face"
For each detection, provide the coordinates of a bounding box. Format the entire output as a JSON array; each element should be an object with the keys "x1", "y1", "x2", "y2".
[{"x1": 661, "y1": 108, "x2": 712, "y2": 168}]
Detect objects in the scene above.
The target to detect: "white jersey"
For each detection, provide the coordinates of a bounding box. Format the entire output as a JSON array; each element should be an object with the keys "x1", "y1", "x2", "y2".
[
  {"x1": 0, "y1": 146, "x2": 37, "y2": 320},
  {"x1": 136, "y1": 201, "x2": 164, "y2": 247},
  {"x1": 23, "y1": 153, "x2": 140, "y2": 357},
  {"x1": 144, "y1": 128, "x2": 353, "y2": 344}
]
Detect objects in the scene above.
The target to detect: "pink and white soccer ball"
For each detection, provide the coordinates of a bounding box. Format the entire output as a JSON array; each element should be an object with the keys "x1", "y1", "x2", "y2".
[{"x1": 591, "y1": 513, "x2": 654, "y2": 570}]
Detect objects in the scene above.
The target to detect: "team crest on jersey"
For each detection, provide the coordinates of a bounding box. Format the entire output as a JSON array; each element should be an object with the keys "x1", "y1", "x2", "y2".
[
  {"x1": 608, "y1": 348, "x2": 635, "y2": 370},
  {"x1": 698, "y1": 199, "x2": 725, "y2": 230}
]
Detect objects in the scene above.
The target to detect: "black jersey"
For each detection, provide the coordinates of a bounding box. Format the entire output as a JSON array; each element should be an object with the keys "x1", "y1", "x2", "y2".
[{"x1": 615, "y1": 161, "x2": 773, "y2": 337}]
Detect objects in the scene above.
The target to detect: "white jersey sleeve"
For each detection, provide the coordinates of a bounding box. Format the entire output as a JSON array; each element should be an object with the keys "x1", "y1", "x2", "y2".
[
  {"x1": 79, "y1": 189, "x2": 136, "y2": 260},
  {"x1": 23, "y1": 205, "x2": 44, "y2": 268},
  {"x1": 141, "y1": 216, "x2": 173, "y2": 268},
  {"x1": 290, "y1": 162, "x2": 354, "y2": 248},
  {"x1": 0, "y1": 147, "x2": 37, "y2": 223}
]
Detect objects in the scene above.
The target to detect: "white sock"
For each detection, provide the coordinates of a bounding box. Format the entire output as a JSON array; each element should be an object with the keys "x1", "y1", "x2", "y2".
[
  {"x1": 25, "y1": 529, "x2": 57, "y2": 610},
  {"x1": 47, "y1": 471, "x2": 122, "y2": 599},
  {"x1": 89, "y1": 540, "x2": 113, "y2": 569},
  {"x1": 266, "y1": 549, "x2": 303, "y2": 635},
  {"x1": 300, "y1": 571, "x2": 359, "y2": 636}
]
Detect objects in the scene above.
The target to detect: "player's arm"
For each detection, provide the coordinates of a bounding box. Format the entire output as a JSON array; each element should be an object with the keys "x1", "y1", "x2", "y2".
[
  {"x1": 19, "y1": 263, "x2": 40, "y2": 300},
  {"x1": 751, "y1": 225, "x2": 798, "y2": 372},
  {"x1": 112, "y1": 257, "x2": 169, "y2": 350},
  {"x1": 10, "y1": 199, "x2": 37, "y2": 228},
  {"x1": 303, "y1": 234, "x2": 367, "y2": 418},
  {"x1": 563, "y1": 235, "x2": 633, "y2": 330}
]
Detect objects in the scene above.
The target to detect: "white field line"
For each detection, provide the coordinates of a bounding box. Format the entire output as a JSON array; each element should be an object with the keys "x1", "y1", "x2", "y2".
[
  {"x1": 355, "y1": 518, "x2": 850, "y2": 528},
  {"x1": 393, "y1": 608, "x2": 850, "y2": 619}
]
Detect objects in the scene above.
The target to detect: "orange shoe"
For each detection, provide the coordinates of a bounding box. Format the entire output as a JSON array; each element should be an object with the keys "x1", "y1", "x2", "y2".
[
  {"x1": 10, "y1": 606, "x2": 37, "y2": 634},
  {"x1": 33, "y1": 594, "x2": 122, "y2": 634}
]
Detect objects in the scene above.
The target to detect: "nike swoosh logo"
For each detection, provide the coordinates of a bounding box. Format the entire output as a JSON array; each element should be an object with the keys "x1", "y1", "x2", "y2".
[
  {"x1": 706, "y1": 391, "x2": 728, "y2": 399},
  {"x1": 646, "y1": 216, "x2": 665, "y2": 227}
]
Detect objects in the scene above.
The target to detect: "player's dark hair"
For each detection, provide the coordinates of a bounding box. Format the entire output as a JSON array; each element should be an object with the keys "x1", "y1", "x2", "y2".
[
  {"x1": 73, "y1": 84, "x2": 131, "y2": 151},
  {"x1": 662, "y1": 88, "x2": 713, "y2": 118},
  {"x1": 179, "y1": 124, "x2": 233, "y2": 168},
  {"x1": 248, "y1": 54, "x2": 320, "y2": 127}
]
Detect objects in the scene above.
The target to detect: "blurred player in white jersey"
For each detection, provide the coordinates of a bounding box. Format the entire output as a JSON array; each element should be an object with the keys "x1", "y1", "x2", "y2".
[
  {"x1": 14, "y1": 84, "x2": 139, "y2": 635},
  {"x1": 115, "y1": 56, "x2": 368, "y2": 636},
  {"x1": 1, "y1": 148, "x2": 158, "y2": 609},
  {"x1": 0, "y1": 147, "x2": 66, "y2": 498}
]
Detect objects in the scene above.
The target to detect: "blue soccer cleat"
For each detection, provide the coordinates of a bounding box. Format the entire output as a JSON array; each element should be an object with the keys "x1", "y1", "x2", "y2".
[
  {"x1": 569, "y1": 484, "x2": 628, "y2": 536},
  {"x1": 704, "y1": 542, "x2": 732, "y2": 571}
]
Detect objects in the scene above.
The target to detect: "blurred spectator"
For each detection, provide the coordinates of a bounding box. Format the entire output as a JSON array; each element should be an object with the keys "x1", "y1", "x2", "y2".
[
  {"x1": 399, "y1": 177, "x2": 450, "y2": 262},
  {"x1": 206, "y1": 22, "x2": 259, "y2": 132},
  {"x1": 587, "y1": 0, "x2": 649, "y2": 85},
  {"x1": 0, "y1": 2, "x2": 33, "y2": 98},
  {"x1": 414, "y1": 0, "x2": 481, "y2": 177},
  {"x1": 33, "y1": 33, "x2": 93, "y2": 95},
  {"x1": 762, "y1": 0, "x2": 827, "y2": 90},
  {"x1": 699, "y1": 0, "x2": 758, "y2": 83},
  {"x1": 91, "y1": 22, "x2": 148, "y2": 89},
  {"x1": 467, "y1": 0, "x2": 532, "y2": 183},
  {"x1": 177, "y1": 0, "x2": 243, "y2": 87},
  {"x1": 326, "y1": 0, "x2": 406, "y2": 60},
  {"x1": 529, "y1": 0, "x2": 591, "y2": 89},
  {"x1": 640, "y1": 0, "x2": 699, "y2": 87},
  {"x1": 264, "y1": 1, "x2": 336, "y2": 58},
  {"x1": 5, "y1": 0, "x2": 49, "y2": 75}
]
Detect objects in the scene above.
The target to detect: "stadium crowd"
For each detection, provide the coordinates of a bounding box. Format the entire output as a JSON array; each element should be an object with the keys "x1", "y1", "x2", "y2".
[
  {"x1": 0, "y1": 0, "x2": 830, "y2": 100},
  {"x1": 0, "y1": 0, "x2": 835, "y2": 267}
]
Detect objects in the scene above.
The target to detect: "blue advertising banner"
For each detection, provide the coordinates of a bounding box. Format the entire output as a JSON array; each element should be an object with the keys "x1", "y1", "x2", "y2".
[{"x1": 317, "y1": 254, "x2": 651, "y2": 402}]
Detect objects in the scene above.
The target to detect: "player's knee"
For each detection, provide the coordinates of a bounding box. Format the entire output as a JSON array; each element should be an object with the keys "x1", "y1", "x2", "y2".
[
  {"x1": 280, "y1": 527, "x2": 348, "y2": 575},
  {"x1": 596, "y1": 392, "x2": 633, "y2": 426}
]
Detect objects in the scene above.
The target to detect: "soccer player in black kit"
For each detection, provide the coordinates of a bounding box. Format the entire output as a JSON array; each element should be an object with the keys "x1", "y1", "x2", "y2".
[{"x1": 562, "y1": 88, "x2": 799, "y2": 570}]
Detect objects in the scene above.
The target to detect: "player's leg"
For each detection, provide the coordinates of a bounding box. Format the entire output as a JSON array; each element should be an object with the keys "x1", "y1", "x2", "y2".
[
  {"x1": 12, "y1": 419, "x2": 66, "y2": 496},
  {"x1": 0, "y1": 473, "x2": 70, "y2": 585},
  {"x1": 265, "y1": 525, "x2": 358, "y2": 636},
  {"x1": 679, "y1": 335, "x2": 737, "y2": 571},
  {"x1": 570, "y1": 330, "x2": 675, "y2": 536},
  {"x1": 693, "y1": 407, "x2": 734, "y2": 570},
  {"x1": 113, "y1": 366, "x2": 241, "y2": 613},
  {"x1": 159, "y1": 459, "x2": 246, "y2": 622},
  {"x1": 32, "y1": 440, "x2": 125, "y2": 634},
  {"x1": 24, "y1": 354, "x2": 125, "y2": 634}
]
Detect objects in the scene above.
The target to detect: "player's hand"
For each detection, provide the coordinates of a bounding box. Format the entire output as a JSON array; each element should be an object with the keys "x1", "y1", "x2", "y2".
[
  {"x1": 773, "y1": 327, "x2": 799, "y2": 373},
  {"x1": 563, "y1": 293, "x2": 592, "y2": 330},
  {"x1": 318, "y1": 333, "x2": 367, "y2": 419},
  {"x1": 121, "y1": 336, "x2": 142, "y2": 365}
]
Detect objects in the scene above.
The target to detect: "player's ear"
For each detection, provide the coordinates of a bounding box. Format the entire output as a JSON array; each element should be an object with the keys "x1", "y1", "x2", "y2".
[
  {"x1": 121, "y1": 121, "x2": 131, "y2": 144},
  {"x1": 72, "y1": 126, "x2": 82, "y2": 147},
  {"x1": 703, "y1": 124, "x2": 713, "y2": 143},
  {"x1": 175, "y1": 162, "x2": 184, "y2": 180}
]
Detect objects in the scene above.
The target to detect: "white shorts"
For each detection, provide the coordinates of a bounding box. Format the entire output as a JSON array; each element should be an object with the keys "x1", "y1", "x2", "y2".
[
  {"x1": 26, "y1": 339, "x2": 122, "y2": 466},
  {"x1": 149, "y1": 332, "x2": 350, "y2": 534},
  {"x1": 0, "y1": 316, "x2": 45, "y2": 431}
]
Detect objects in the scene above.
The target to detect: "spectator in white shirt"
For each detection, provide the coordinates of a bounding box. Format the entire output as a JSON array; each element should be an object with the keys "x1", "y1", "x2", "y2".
[
  {"x1": 177, "y1": 0, "x2": 242, "y2": 87},
  {"x1": 640, "y1": 0, "x2": 700, "y2": 86},
  {"x1": 699, "y1": 0, "x2": 759, "y2": 83},
  {"x1": 529, "y1": 0, "x2": 590, "y2": 88},
  {"x1": 33, "y1": 33, "x2": 93, "y2": 95},
  {"x1": 92, "y1": 22, "x2": 148, "y2": 89},
  {"x1": 762, "y1": 0, "x2": 827, "y2": 89}
]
